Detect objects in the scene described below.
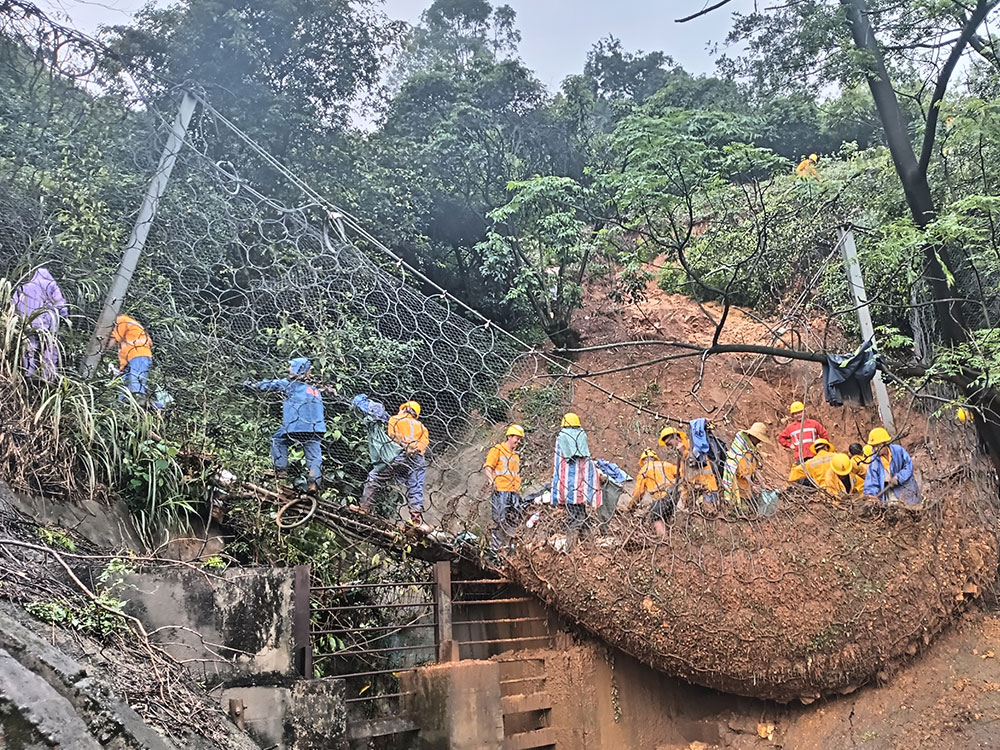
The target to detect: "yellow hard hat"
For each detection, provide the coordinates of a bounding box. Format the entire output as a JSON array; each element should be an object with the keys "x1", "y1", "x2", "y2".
[
  {"x1": 506, "y1": 424, "x2": 525, "y2": 438},
  {"x1": 831, "y1": 453, "x2": 852, "y2": 477},
  {"x1": 863, "y1": 444, "x2": 874, "y2": 458},
  {"x1": 809, "y1": 153, "x2": 818, "y2": 162},
  {"x1": 640, "y1": 449, "x2": 659, "y2": 462},
  {"x1": 561, "y1": 412, "x2": 581, "y2": 428},
  {"x1": 658, "y1": 426, "x2": 681, "y2": 446},
  {"x1": 400, "y1": 401, "x2": 421, "y2": 417},
  {"x1": 789, "y1": 401, "x2": 805, "y2": 415},
  {"x1": 746, "y1": 422, "x2": 771, "y2": 444},
  {"x1": 956, "y1": 407, "x2": 970, "y2": 423},
  {"x1": 867, "y1": 427, "x2": 891, "y2": 446},
  {"x1": 812, "y1": 438, "x2": 833, "y2": 453}
]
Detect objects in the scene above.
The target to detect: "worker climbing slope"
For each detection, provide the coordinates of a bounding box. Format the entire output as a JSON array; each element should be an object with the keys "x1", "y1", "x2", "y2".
[
  {"x1": 243, "y1": 357, "x2": 326, "y2": 493},
  {"x1": 12, "y1": 267, "x2": 69, "y2": 382},
  {"x1": 387, "y1": 401, "x2": 430, "y2": 527},
  {"x1": 795, "y1": 153, "x2": 819, "y2": 179},
  {"x1": 108, "y1": 313, "x2": 162, "y2": 408}
]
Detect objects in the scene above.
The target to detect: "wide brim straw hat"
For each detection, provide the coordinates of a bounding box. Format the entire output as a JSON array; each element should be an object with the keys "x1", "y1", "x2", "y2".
[{"x1": 746, "y1": 422, "x2": 771, "y2": 444}]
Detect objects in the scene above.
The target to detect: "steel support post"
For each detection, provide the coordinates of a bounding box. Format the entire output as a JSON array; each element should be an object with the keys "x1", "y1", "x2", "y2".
[{"x1": 80, "y1": 90, "x2": 197, "y2": 376}]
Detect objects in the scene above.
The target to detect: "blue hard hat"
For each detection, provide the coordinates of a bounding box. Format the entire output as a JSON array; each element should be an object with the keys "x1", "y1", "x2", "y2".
[{"x1": 289, "y1": 357, "x2": 312, "y2": 375}]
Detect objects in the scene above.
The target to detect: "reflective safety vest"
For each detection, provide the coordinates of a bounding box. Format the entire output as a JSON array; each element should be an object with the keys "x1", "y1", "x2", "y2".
[
  {"x1": 484, "y1": 442, "x2": 521, "y2": 493},
  {"x1": 388, "y1": 413, "x2": 429, "y2": 455},
  {"x1": 778, "y1": 418, "x2": 828, "y2": 460}
]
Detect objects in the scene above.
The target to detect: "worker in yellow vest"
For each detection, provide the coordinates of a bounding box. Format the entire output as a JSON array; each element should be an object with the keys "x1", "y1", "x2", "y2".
[{"x1": 483, "y1": 424, "x2": 525, "y2": 548}]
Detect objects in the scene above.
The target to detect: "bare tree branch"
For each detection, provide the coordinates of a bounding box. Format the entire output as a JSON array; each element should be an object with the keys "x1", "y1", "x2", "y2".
[
  {"x1": 919, "y1": 0, "x2": 1000, "y2": 176},
  {"x1": 676, "y1": 0, "x2": 737, "y2": 23}
]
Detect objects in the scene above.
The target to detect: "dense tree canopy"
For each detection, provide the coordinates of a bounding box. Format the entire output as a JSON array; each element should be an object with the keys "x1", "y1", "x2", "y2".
[{"x1": 9, "y1": 0, "x2": 1000, "y2": 460}]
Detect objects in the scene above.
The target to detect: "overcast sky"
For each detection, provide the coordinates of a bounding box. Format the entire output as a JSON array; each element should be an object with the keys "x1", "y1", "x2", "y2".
[
  {"x1": 40, "y1": 0, "x2": 755, "y2": 91},
  {"x1": 381, "y1": 0, "x2": 756, "y2": 89}
]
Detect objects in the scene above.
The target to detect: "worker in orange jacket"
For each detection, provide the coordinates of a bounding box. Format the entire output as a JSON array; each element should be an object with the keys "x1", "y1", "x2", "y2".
[
  {"x1": 359, "y1": 400, "x2": 430, "y2": 526},
  {"x1": 483, "y1": 424, "x2": 525, "y2": 549},
  {"x1": 795, "y1": 153, "x2": 819, "y2": 179},
  {"x1": 107, "y1": 313, "x2": 160, "y2": 407}
]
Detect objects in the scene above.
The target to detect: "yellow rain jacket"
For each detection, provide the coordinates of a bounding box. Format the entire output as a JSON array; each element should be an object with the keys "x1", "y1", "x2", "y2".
[
  {"x1": 789, "y1": 452, "x2": 843, "y2": 494},
  {"x1": 850, "y1": 455, "x2": 868, "y2": 494},
  {"x1": 628, "y1": 460, "x2": 679, "y2": 510}
]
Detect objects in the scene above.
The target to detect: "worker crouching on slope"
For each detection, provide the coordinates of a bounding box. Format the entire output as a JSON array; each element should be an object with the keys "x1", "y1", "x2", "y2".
[
  {"x1": 789, "y1": 443, "x2": 854, "y2": 500},
  {"x1": 848, "y1": 443, "x2": 869, "y2": 494},
  {"x1": 788, "y1": 438, "x2": 834, "y2": 486},
  {"x1": 551, "y1": 413, "x2": 602, "y2": 547},
  {"x1": 483, "y1": 424, "x2": 525, "y2": 549},
  {"x1": 108, "y1": 313, "x2": 160, "y2": 407},
  {"x1": 863, "y1": 427, "x2": 921, "y2": 506},
  {"x1": 243, "y1": 357, "x2": 325, "y2": 493},
  {"x1": 721, "y1": 422, "x2": 770, "y2": 511}
]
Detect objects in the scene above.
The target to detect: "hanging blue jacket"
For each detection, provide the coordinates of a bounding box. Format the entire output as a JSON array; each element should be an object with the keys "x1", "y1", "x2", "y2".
[
  {"x1": 863, "y1": 444, "x2": 920, "y2": 505},
  {"x1": 255, "y1": 378, "x2": 327, "y2": 434}
]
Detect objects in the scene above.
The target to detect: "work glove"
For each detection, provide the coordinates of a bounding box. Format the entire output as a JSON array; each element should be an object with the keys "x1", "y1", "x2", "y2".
[{"x1": 888, "y1": 476, "x2": 900, "y2": 488}]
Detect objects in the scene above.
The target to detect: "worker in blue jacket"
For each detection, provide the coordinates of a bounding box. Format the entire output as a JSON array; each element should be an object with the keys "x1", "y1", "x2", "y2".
[
  {"x1": 862, "y1": 427, "x2": 920, "y2": 506},
  {"x1": 243, "y1": 357, "x2": 326, "y2": 492}
]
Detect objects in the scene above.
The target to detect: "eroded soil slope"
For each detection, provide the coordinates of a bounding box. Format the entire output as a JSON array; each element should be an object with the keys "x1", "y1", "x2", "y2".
[{"x1": 493, "y1": 280, "x2": 999, "y2": 702}]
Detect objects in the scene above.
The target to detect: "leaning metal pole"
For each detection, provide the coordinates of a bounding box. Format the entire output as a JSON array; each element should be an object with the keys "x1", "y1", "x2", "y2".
[
  {"x1": 837, "y1": 224, "x2": 897, "y2": 435},
  {"x1": 80, "y1": 90, "x2": 197, "y2": 377}
]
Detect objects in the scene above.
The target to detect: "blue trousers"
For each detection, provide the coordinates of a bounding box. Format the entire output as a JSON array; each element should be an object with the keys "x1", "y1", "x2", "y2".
[
  {"x1": 491, "y1": 490, "x2": 523, "y2": 548},
  {"x1": 270, "y1": 430, "x2": 323, "y2": 481},
  {"x1": 361, "y1": 452, "x2": 426, "y2": 512},
  {"x1": 123, "y1": 355, "x2": 150, "y2": 396}
]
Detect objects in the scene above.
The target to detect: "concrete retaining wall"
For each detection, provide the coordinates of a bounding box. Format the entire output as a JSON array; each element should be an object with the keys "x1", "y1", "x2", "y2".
[{"x1": 125, "y1": 567, "x2": 295, "y2": 685}]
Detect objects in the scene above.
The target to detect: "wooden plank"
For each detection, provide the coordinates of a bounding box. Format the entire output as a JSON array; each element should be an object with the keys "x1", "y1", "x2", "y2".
[
  {"x1": 502, "y1": 693, "x2": 552, "y2": 715},
  {"x1": 504, "y1": 726, "x2": 559, "y2": 750},
  {"x1": 347, "y1": 717, "x2": 419, "y2": 741}
]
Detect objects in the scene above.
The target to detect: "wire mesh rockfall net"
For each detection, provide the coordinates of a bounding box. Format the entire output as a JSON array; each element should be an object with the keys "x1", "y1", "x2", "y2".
[{"x1": 1, "y1": 1, "x2": 999, "y2": 703}]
